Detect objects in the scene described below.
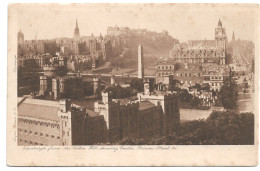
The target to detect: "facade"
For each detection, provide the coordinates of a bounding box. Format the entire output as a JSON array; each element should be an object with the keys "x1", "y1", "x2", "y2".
[
  {"x1": 18, "y1": 98, "x2": 107, "y2": 146},
  {"x1": 138, "y1": 79, "x2": 180, "y2": 136},
  {"x1": 174, "y1": 63, "x2": 204, "y2": 85},
  {"x1": 169, "y1": 19, "x2": 227, "y2": 65},
  {"x1": 156, "y1": 60, "x2": 175, "y2": 78},
  {"x1": 202, "y1": 63, "x2": 230, "y2": 91},
  {"x1": 39, "y1": 75, "x2": 85, "y2": 100}
]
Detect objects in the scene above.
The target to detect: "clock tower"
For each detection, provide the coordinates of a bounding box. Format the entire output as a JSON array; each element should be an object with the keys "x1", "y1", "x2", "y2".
[{"x1": 215, "y1": 19, "x2": 227, "y2": 43}]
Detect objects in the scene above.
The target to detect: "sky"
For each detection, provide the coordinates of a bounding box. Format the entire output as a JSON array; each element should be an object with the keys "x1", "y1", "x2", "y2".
[{"x1": 15, "y1": 4, "x2": 259, "y2": 43}]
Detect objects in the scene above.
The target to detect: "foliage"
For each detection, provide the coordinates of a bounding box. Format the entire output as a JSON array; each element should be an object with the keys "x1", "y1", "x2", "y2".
[
  {"x1": 102, "y1": 111, "x2": 254, "y2": 145},
  {"x1": 130, "y1": 78, "x2": 144, "y2": 92},
  {"x1": 218, "y1": 80, "x2": 238, "y2": 109},
  {"x1": 104, "y1": 85, "x2": 134, "y2": 99},
  {"x1": 178, "y1": 89, "x2": 202, "y2": 109}
]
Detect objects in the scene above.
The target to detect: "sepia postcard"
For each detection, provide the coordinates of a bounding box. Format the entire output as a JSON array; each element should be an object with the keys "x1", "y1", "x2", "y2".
[{"x1": 7, "y1": 3, "x2": 259, "y2": 166}]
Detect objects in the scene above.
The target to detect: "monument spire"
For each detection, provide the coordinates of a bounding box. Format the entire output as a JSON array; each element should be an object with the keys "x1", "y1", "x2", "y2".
[{"x1": 138, "y1": 44, "x2": 144, "y2": 79}]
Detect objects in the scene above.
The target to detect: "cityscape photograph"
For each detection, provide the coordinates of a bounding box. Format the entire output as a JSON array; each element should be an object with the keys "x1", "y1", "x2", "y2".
[{"x1": 16, "y1": 4, "x2": 255, "y2": 146}]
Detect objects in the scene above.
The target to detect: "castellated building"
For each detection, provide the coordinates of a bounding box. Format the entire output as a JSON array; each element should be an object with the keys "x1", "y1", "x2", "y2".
[
  {"x1": 169, "y1": 19, "x2": 227, "y2": 65},
  {"x1": 17, "y1": 98, "x2": 106, "y2": 145},
  {"x1": 18, "y1": 79, "x2": 180, "y2": 145}
]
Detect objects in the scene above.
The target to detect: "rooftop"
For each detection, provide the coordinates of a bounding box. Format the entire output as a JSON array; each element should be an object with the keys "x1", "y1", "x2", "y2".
[
  {"x1": 18, "y1": 97, "x2": 60, "y2": 121},
  {"x1": 139, "y1": 101, "x2": 157, "y2": 111}
]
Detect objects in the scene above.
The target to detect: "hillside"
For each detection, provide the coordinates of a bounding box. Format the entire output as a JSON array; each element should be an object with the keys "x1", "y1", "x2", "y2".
[{"x1": 110, "y1": 34, "x2": 179, "y2": 68}]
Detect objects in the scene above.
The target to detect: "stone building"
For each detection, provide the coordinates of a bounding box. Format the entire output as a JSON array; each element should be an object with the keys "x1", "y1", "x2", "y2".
[
  {"x1": 169, "y1": 19, "x2": 227, "y2": 65},
  {"x1": 18, "y1": 79, "x2": 180, "y2": 146},
  {"x1": 39, "y1": 75, "x2": 84, "y2": 100},
  {"x1": 174, "y1": 63, "x2": 204, "y2": 85},
  {"x1": 202, "y1": 63, "x2": 230, "y2": 92},
  {"x1": 17, "y1": 97, "x2": 107, "y2": 145},
  {"x1": 137, "y1": 80, "x2": 180, "y2": 136}
]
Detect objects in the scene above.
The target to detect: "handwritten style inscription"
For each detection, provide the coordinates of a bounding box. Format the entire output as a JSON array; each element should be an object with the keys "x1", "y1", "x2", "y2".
[{"x1": 23, "y1": 146, "x2": 177, "y2": 152}]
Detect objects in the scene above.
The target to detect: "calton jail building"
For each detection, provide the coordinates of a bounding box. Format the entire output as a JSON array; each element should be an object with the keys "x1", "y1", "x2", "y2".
[{"x1": 17, "y1": 85, "x2": 180, "y2": 145}]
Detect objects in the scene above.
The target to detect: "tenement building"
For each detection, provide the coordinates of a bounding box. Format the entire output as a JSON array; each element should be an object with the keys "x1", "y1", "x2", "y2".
[{"x1": 169, "y1": 19, "x2": 227, "y2": 65}]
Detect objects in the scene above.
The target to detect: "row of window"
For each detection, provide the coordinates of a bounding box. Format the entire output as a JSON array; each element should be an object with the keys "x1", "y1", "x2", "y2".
[
  {"x1": 19, "y1": 139, "x2": 45, "y2": 146},
  {"x1": 19, "y1": 129, "x2": 61, "y2": 139},
  {"x1": 211, "y1": 82, "x2": 223, "y2": 86},
  {"x1": 210, "y1": 76, "x2": 222, "y2": 80},
  {"x1": 177, "y1": 73, "x2": 201, "y2": 77},
  {"x1": 157, "y1": 72, "x2": 174, "y2": 77},
  {"x1": 158, "y1": 65, "x2": 173, "y2": 70},
  {"x1": 18, "y1": 119, "x2": 60, "y2": 129}
]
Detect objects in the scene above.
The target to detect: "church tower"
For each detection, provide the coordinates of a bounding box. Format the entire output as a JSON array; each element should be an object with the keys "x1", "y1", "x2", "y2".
[
  {"x1": 74, "y1": 19, "x2": 80, "y2": 41},
  {"x1": 17, "y1": 30, "x2": 24, "y2": 44},
  {"x1": 215, "y1": 19, "x2": 227, "y2": 43},
  {"x1": 138, "y1": 44, "x2": 144, "y2": 79},
  {"x1": 215, "y1": 19, "x2": 227, "y2": 65}
]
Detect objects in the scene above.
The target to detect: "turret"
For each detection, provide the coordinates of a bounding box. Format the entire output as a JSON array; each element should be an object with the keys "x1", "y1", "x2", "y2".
[
  {"x1": 59, "y1": 99, "x2": 72, "y2": 113},
  {"x1": 52, "y1": 78, "x2": 59, "y2": 99},
  {"x1": 39, "y1": 75, "x2": 48, "y2": 96},
  {"x1": 111, "y1": 75, "x2": 115, "y2": 85},
  {"x1": 102, "y1": 92, "x2": 112, "y2": 104},
  {"x1": 93, "y1": 77, "x2": 100, "y2": 95}
]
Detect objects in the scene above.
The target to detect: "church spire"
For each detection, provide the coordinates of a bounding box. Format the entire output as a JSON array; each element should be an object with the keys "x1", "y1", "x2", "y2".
[
  {"x1": 74, "y1": 19, "x2": 80, "y2": 40},
  {"x1": 218, "y1": 19, "x2": 222, "y2": 27}
]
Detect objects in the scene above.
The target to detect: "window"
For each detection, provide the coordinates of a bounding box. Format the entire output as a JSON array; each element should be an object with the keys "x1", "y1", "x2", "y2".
[
  {"x1": 57, "y1": 136, "x2": 60, "y2": 139},
  {"x1": 51, "y1": 135, "x2": 55, "y2": 138},
  {"x1": 35, "y1": 132, "x2": 38, "y2": 136},
  {"x1": 212, "y1": 83, "x2": 214, "y2": 86},
  {"x1": 169, "y1": 66, "x2": 172, "y2": 69},
  {"x1": 162, "y1": 66, "x2": 164, "y2": 69},
  {"x1": 158, "y1": 66, "x2": 160, "y2": 69},
  {"x1": 29, "y1": 131, "x2": 32, "y2": 134},
  {"x1": 46, "y1": 134, "x2": 49, "y2": 137},
  {"x1": 67, "y1": 131, "x2": 70, "y2": 136},
  {"x1": 166, "y1": 66, "x2": 168, "y2": 69},
  {"x1": 40, "y1": 133, "x2": 43, "y2": 136}
]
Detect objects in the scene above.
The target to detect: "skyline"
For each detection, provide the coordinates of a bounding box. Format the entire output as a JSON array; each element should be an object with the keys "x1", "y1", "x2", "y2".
[{"x1": 16, "y1": 4, "x2": 259, "y2": 43}]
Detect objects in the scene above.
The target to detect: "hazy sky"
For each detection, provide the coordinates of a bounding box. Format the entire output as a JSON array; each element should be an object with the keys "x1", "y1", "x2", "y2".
[{"x1": 16, "y1": 4, "x2": 259, "y2": 42}]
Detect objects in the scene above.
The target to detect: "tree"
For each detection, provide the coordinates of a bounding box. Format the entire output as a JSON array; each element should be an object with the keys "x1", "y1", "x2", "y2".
[
  {"x1": 218, "y1": 85, "x2": 237, "y2": 109},
  {"x1": 130, "y1": 78, "x2": 144, "y2": 92}
]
